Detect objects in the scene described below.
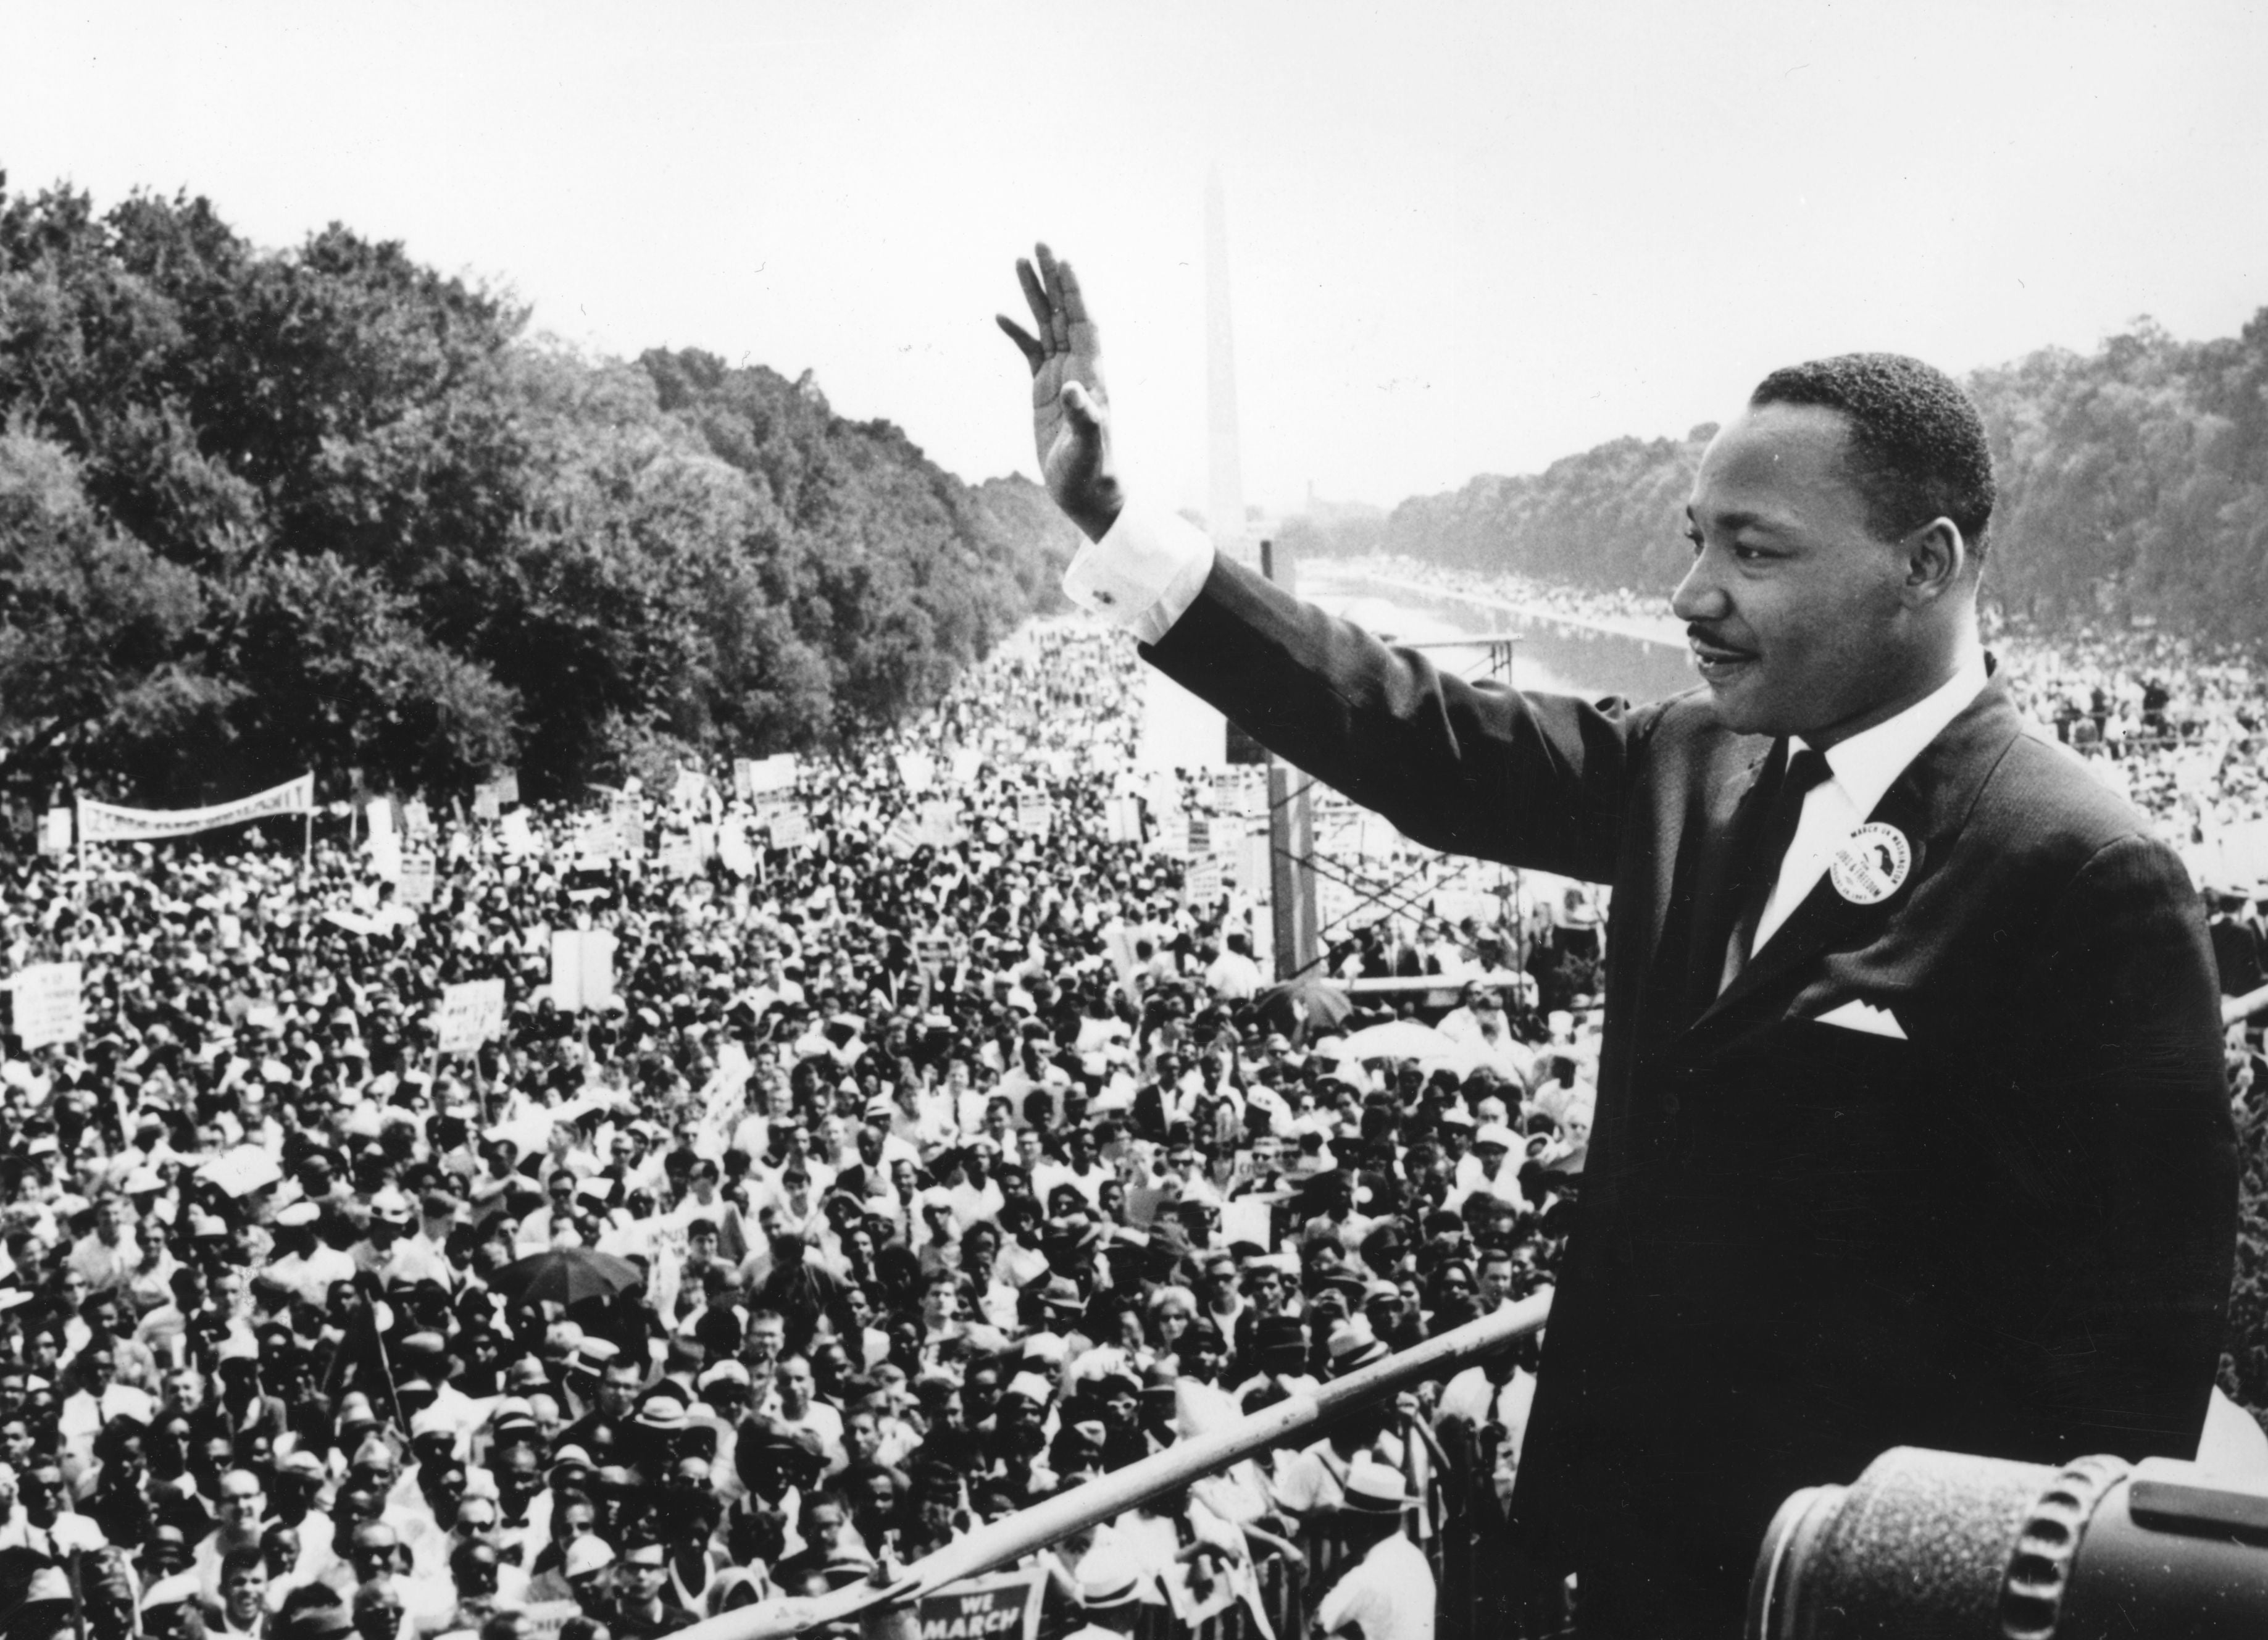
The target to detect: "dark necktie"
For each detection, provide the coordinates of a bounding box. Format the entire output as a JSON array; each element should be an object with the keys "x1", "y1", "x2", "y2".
[{"x1": 1719, "y1": 745, "x2": 1833, "y2": 994}]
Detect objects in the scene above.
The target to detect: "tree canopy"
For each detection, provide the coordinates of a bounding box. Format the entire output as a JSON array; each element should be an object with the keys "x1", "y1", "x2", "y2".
[
  {"x1": 1285, "y1": 314, "x2": 2268, "y2": 651},
  {"x1": 0, "y1": 177, "x2": 1078, "y2": 806}
]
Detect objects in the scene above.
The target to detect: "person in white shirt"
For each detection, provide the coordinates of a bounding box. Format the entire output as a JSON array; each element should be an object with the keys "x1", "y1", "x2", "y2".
[
  {"x1": 1201, "y1": 932, "x2": 1262, "y2": 1003},
  {"x1": 1314, "y1": 1458, "x2": 1435, "y2": 1640}
]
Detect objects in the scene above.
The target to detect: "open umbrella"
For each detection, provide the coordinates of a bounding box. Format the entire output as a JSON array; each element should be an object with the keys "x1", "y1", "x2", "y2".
[
  {"x1": 1331, "y1": 1019, "x2": 1465, "y2": 1066},
  {"x1": 198, "y1": 1146, "x2": 283, "y2": 1199},
  {"x1": 490, "y1": 1247, "x2": 644, "y2": 1307},
  {"x1": 1246, "y1": 977, "x2": 1353, "y2": 1044}
]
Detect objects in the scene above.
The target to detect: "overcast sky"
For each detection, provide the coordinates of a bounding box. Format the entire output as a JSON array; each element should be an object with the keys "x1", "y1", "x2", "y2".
[{"x1": 6, "y1": 2, "x2": 2265, "y2": 518}]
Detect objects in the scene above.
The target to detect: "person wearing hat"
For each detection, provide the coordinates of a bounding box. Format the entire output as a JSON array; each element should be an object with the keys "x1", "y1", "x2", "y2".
[
  {"x1": 1313, "y1": 1457, "x2": 1435, "y2": 1640},
  {"x1": 1447, "y1": 1123, "x2": 1527, "y2": 1217},
  {"x1": 1061, "y1": 1542, "x2": 1145, "y2": 1640}
]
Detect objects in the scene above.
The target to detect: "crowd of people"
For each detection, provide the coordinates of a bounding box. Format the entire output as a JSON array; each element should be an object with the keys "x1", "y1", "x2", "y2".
[{"x1": 0, "y1": 618, "x2": 1590, "y2": 1640}]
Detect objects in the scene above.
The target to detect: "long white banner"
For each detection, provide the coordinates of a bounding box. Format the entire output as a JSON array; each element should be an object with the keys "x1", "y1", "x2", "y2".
[{"x1": 78, "y1": 774, "x2": 314, "y2": 844}]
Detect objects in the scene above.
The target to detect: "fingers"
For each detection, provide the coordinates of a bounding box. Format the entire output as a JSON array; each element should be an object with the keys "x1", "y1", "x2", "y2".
[
  {"x1": 1060, "y1": 382, "x2": 1098, "y2": 429},
  {"x1": 996, "y1": 316, "x2": 1044, "y2": 374},
  {"x1": 1015, "y1": 257, "x2": 1051, "y2": 338},
  {"x1": 1055, "y1": 258, "x2": 1088, "y2": 327},
  {"x1": 1035, "y1": 243, "x2": 1069, "y2": 352}
]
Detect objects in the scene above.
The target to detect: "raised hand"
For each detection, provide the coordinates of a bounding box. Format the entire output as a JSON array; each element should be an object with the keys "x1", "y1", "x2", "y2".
[{"x1": 998, "y1": 244, "x2": 1124, "y2": 542}]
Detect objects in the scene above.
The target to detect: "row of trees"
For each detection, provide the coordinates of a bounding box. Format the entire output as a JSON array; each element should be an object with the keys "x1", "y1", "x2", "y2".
[
  {"x1": 0, "y1": 177, "x2": 1080, "y2": 807},
  {"x1": 1282, "y1": 313, "x2": 2268, "y2": 647}
]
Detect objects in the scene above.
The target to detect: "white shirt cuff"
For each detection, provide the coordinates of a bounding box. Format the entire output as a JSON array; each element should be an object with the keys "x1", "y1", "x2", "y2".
[{"x1": 1062, "y1": 503, "x2": 1216, "y2": 644}]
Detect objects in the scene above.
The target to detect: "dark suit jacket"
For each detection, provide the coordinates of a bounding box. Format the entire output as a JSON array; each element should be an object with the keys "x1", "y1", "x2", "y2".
[{"x1": 1144, "y1": 557, "x2": 2237, "y2": 1629}]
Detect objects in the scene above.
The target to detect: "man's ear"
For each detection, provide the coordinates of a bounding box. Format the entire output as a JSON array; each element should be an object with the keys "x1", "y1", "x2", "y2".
[{"x1": 1901, "y1": 517, "x2": 1967, "y2": 607}]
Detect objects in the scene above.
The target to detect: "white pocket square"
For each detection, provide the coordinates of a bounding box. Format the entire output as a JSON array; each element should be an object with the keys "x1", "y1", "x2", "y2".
[{"x1": 1814, "y1": 999, "x2": 1907, "y2": 1040}]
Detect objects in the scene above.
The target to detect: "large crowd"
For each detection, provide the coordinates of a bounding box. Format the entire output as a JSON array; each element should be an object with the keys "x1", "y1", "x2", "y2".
[
  {"x1": 10, "y1": 567, "x2": 2268, "y2": 1640},
  {"x1": 0, "y1": 617, "x2": 1598, "y2": 1640}
]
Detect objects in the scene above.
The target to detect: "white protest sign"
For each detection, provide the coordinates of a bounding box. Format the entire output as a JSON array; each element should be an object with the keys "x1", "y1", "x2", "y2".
[
  {"x1": 493, "y1": 770, "x2": 520, "y2": 805},
  {"x1": 38, "y1": 809, "x2": 70, "y2": 856},
  {"x1": 918, "y1": 799, "x2": 962, "y2": 849},
  {"x1": 718, "y1": 824, "x2": 756, "y2": 877},
  {"x1": 1015, "y1": 797, "x2": 1052, "y2": 838},
  {"x1": 896, "y1": 750, "x2": 935, "y2": 793},
  {"x1": 659, "y1": 832, "x2": 700, "y2": 877},
  {"x1": 398, "y1": 845, "x2": 438, "y2": 908},
  {"x1": 499, "y1": 809, "x2": 535, "y2": 858},
  {"x1": 1185, "y1": 858, "x2": 1224, "y2": 908},
  {"x1": 10, "y1": 963, "x2": 85, "y2": 1050},
  {"x1": 434, "y1": 979, "x2": 506, "y2": 1055},
  {"x1": 949, "y1": 747, "x2": 983, "y2": 787},
  {"x1": 402, "y1": 798, "x2": 433, "y2": 839},
  {"x1": 549, "y1": 931, "x2": 618, "y2": 1013},
  {"x1": 365, "y1": 797, "x2": 395, "y2": 840},
  {"x1": 769, "y1": 810, "x2": 812, "y2": 851},
  {"x1": 472, "y1": 784, "x2": 501, "y2": 821},
  {"x1": 515, "y1": 1602, "x2": 582, "y2": 1640},
  {"x1": 672, "y1": 767, "x2": 707, "y2": 808},
  {"x1": 741, "y1": 754, "x2": 799, "y2": 795},
  {"x1": 1105, "y1": 796, "x2": 1143, "y2": 845}
]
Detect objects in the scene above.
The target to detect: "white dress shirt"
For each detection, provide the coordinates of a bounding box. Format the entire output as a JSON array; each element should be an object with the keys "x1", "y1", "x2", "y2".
[{"x1": 1754, "y1": 652, "x2": 1990, "y2": 953}]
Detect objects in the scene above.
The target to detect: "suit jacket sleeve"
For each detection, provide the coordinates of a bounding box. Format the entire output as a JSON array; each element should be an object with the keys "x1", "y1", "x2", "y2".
[
  {"x1": 1978, "y1": 827, "x2": 2237, "y2": 1461},
  {"x1": 1141, "y1": 554, "x2": 1652, "y2": 884}
]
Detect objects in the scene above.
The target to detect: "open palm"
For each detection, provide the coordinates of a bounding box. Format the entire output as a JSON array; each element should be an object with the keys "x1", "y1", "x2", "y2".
[{"x1": 998, "y1": 244, "x2": 1122, "y2": 541}]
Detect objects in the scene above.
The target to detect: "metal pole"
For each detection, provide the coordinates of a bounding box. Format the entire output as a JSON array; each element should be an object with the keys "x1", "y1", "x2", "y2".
[{"x1": 672, "y1": 1289, "x2": 1551, "y2": 1640}]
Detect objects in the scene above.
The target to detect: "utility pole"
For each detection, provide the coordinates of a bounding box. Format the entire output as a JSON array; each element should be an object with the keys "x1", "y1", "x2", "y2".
[{"x1": 1260, "y1": 537, "x2": 1320, "y2": 977}]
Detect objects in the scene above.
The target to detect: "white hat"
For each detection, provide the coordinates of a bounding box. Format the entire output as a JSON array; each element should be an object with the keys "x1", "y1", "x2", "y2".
[{"x1": 1342, "y1": 1456, "x2": 1411, "y2": 1514}]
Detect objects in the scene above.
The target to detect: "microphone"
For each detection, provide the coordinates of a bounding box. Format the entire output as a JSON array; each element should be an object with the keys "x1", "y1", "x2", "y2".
[{"x1": 1749, "y1": 1445, "x2": 2268, "y2": 1639}]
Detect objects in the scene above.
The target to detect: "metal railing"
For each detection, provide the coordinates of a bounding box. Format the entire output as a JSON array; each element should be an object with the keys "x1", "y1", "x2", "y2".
[{"x1": 677, "y1": 1289, "x2": 1554, "y2": 1640}]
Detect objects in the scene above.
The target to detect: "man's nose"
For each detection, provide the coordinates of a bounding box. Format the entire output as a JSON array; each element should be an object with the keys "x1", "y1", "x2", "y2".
[{"x1": 1670, "y1": 548, "x2": 1729, "y2": 625}]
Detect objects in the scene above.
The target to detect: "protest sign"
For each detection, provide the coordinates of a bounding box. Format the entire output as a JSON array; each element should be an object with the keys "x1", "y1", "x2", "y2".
[
  {"x1": 78, "y1": 774, "x2": 312, "y2": 845},
  {"x1": 659, "y1": 832, "x2": 700, "y2": 877},
  {"x1": 917, "y1": 799, "x2": 962, "y2": 849},
  {"x1": 9, "y1": 963, "x2": 84, "y2": 1050},
  {"x1": 717, "y1": 824, "x2": 756, "y2": 877},
  {"x1": 672, "y1": 767, "x2": 707, "y2": 808},
  {"x1": 1185, "y1": 857, "x2": 1224, "y2": 908},
  {"x1": 549, "y1": 930, "x2": 618, "y2": 1013},
  {"x1": 769, "y1": 810, "x2": 812, "y2": 851},
  {"x1": 914, "y1": 933, "x2": 957, "y2": 976},
  {"x1": 472, "y1": 784, "x2": 501, "y2": 821},
  {"x1": 398, "y1": 846, "x2": 437, "y2": 908},
  {"x1": 911, "y1": 1571, "x2": 1044, "y2": 1640},
  {"x1": 402, "y1": 798, "x2": 433, "y2": 839},
  {"x1": 434, "y1": 979, "x2": 505, "y2": 1055},
  {"x1": 1104, "y1": 795, "x2": 1143, "y2": 845},
  {"x1": 880, "y1": 813, "x2": 923, "y2": 858},
  {"x1": 1015, "y1": 797, "x2": 1052, "y2": 838},
  {"x1": 896, "y1": 750, "x2": 935, "y2": 793},
  {"x1": 739, "y1": 754, "x2": 799, "y2": 796},
  {"x1": 514, "y1": 1603, "x2": 582, "y2": 1640}
]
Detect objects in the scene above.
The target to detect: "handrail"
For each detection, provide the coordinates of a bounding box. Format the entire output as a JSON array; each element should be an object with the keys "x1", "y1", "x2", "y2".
[{"x1": 677, "y1": 1287, "x2": 1554, "y2": 1640}]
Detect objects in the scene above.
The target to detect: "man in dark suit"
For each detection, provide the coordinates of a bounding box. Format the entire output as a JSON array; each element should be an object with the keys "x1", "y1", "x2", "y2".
[{"x1": 1000, "y1": 246, "x2": 2239, "y2": 1638}]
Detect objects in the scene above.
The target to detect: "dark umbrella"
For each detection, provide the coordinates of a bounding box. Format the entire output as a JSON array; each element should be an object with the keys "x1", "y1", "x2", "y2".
[
  {"x1": 489, "y1": 1247, "x2": 644, "y2": 1307},
  {"x1": 1247, "y1": 977, "x2": 1354, "y2": 1045}
]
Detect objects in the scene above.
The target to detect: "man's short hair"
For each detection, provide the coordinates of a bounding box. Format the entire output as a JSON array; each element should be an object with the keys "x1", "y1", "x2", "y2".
[{"x1": 1749, "y1": 353, "x2": 1996, "y2": 554}]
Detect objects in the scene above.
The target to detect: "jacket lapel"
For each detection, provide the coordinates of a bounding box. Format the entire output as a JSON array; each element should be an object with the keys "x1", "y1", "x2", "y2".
[
  {"x1": 1636, "y1": 740, "x2": 1776, "y2": 1030},
  {"x1": 1693, "y1": 675, "x2": 2027, "y2": 1030}
]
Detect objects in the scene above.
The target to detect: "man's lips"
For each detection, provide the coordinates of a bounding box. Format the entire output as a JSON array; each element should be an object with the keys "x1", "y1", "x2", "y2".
[{"x1": 1688, "y1": 633, "x2": 1756, "y2": 673}]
